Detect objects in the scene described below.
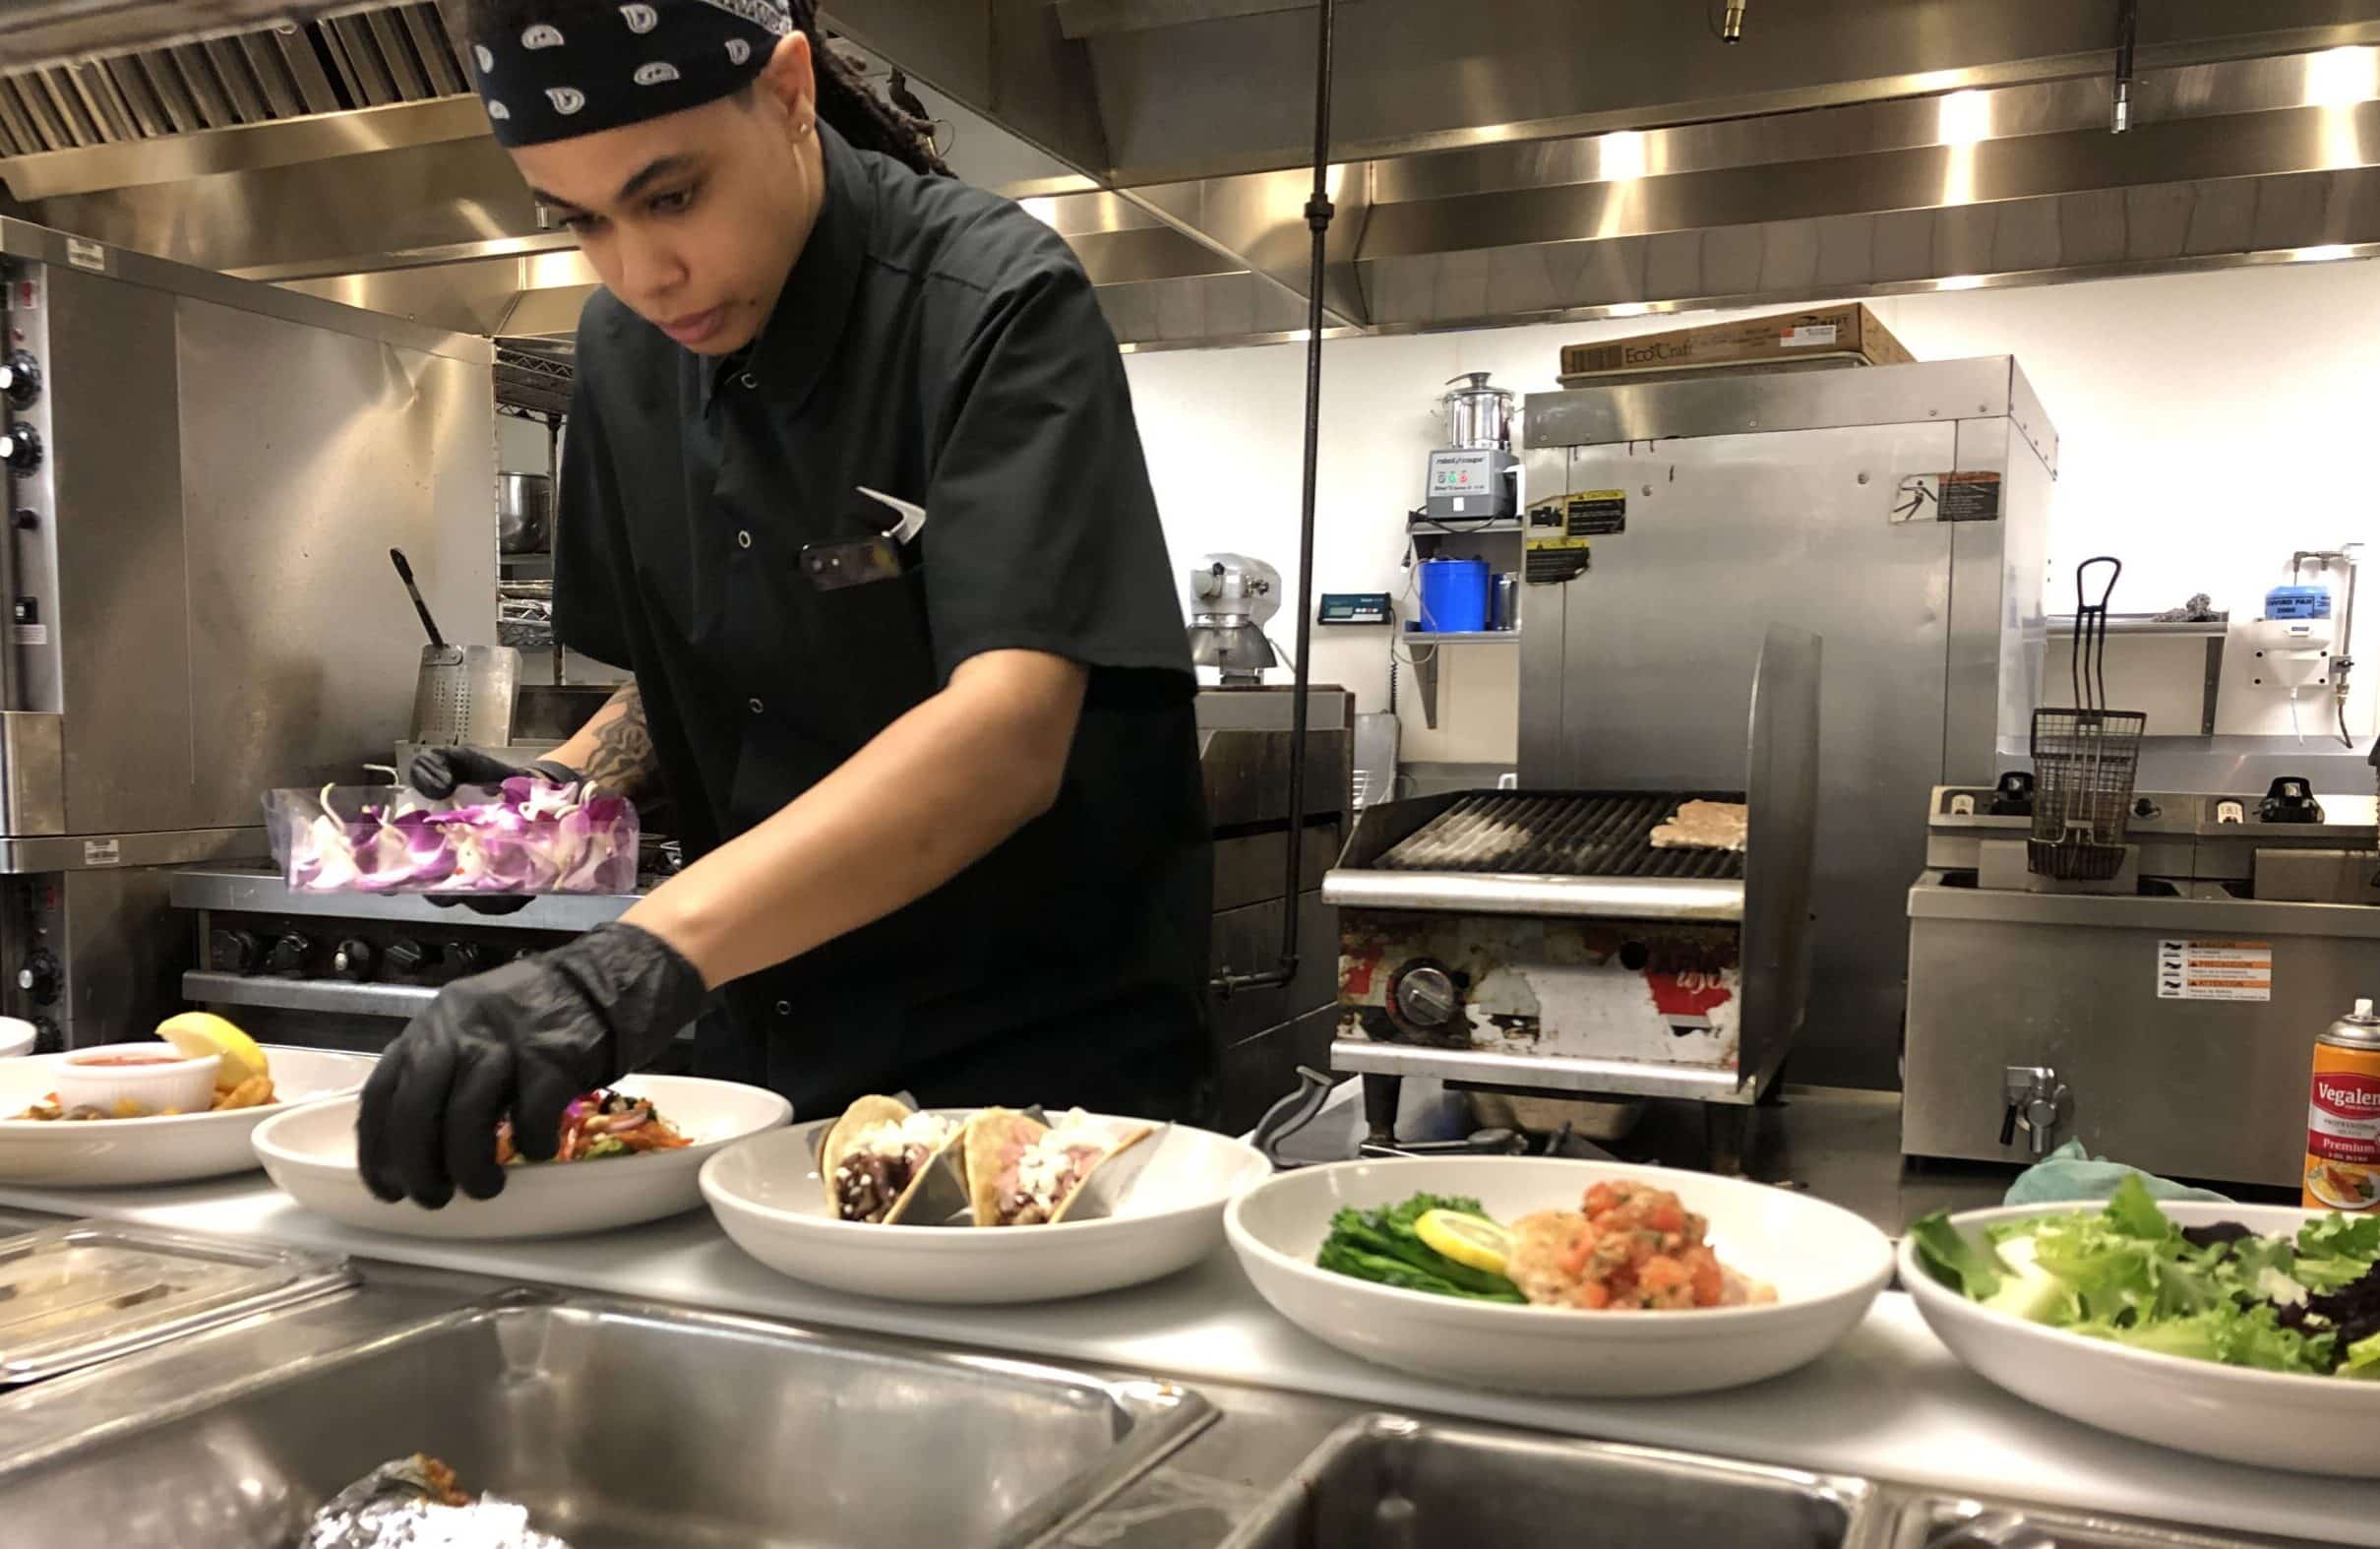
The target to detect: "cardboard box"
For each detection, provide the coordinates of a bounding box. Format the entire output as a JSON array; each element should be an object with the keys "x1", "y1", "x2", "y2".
[{"x1": 1558, "y1": 304, "x2": 1916, "y2": 384}]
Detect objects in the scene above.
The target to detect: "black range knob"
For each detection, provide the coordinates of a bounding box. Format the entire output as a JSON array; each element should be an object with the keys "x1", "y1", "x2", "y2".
[
  {"x1": 29, "y1": 1017, "x2": 59, "y2": 1055},
  {"x1": 445, "y1": 942, "x2": 487, "y2": 980},
  {"x1": 383, "y1": 939, "x2": 435, "y2": 979},
  {"x1": 265, "y1": 932, "x2": 314, "y2": 976},
  {"x1": 210, "y1": 929, "x2": 264, "y2": 974},
  {"x1": 0, "y1": 422, "x2": 40, "y2": 472},
  {"x1": 0, "y1": 351, "x2": 42, "y2": 408},
  {"x1": 15, "y1": 949, "x2": 57, "y2": 1004},
  {"x1": 330, "y1": 938, "x2": 374, "y2": 981}
]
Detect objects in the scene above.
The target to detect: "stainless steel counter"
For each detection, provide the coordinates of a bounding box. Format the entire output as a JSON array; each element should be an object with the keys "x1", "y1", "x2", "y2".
[{"x1": 0, "y1": 1250, "x2": 2335, "y2": 1549}]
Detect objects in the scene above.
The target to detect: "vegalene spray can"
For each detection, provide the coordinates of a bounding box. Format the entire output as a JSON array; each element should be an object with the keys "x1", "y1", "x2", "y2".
[{"x1": 2305, "y1": 997, "x2": 2380, "y2": 1212}]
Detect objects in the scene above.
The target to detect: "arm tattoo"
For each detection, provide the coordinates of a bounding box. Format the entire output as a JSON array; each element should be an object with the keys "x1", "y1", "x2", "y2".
[{"x1": 580, "y1": 680, "x2": 659, "y2": 798}]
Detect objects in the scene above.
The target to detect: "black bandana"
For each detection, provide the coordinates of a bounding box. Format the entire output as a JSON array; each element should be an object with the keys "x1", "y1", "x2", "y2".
[{"x1": 471, "y1": 0, "x2": 792, "y2": 147}]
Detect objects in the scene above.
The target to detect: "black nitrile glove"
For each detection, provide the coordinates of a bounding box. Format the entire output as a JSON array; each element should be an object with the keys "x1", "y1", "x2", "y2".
[
  {"x1": 408, "y1": 750, "x2": 582, "y2": 915},
  {"x1": 356, "y1": 922, "x2": 707, "y2": 1208},
  {"x1": 407, "y1": 747, "x2": 579, "y2": 800}
]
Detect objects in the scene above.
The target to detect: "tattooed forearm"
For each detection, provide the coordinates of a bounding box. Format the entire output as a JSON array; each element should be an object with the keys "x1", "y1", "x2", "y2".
[{"x1": 557, "y1": 679, "x2": 660, "y2": 799}]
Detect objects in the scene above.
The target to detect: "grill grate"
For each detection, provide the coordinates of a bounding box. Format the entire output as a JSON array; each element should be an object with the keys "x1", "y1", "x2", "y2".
[{"x1": 1375, "y1": 792, "x2": 1746, "y2": 880}]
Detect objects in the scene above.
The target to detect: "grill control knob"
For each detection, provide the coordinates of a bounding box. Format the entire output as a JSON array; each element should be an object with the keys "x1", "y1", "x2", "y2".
[
  {"x1": 15, "y1": 949, "x2": 58, "y2": 1004},
  {"x1": 446, "y1": 942, "x2": 487, "y2": 980},
  {"x1": 383, "y1": 939, "x2": 434, "y2": 979},
  {"x1": 265, "y1": 932, "x2": 314, "y2": 976},
  {"x1": 1393, "y1": 964, "x2": 1459, "y2": 1029},
  {"x1": 210, "y1": 929, "x2": 264, "y2": 974},
  {"x1": 0, "y1": 351, "x2": 42, "y2": 408},
  {"x1": 331, "y1": 938, "x2": 375, "y2": 981},
  {"x1": 29, "y1": 1017, "x2": 59, "y2": 1055},
  {"x1": 0, "y1": 422, "x2": 41, "y2": 472}
]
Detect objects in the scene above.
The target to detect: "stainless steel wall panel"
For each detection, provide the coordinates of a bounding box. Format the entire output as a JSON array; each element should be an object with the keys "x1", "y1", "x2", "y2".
[{"x1": 44, "y1": 265, "x2": 188, "y2": 836}]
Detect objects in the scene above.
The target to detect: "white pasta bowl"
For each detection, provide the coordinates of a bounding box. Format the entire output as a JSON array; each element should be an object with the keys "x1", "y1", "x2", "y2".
[
  {"x1": 1226, "y1": 1155, "x2": 1893, "y2": 1396},
  {"x1": 254, "y1": 1074, "x2": 790, "y2": 1240}
]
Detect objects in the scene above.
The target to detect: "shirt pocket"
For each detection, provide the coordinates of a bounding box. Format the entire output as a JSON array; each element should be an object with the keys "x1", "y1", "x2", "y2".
[{"x1": 785, "y1": 540, "x2": 940, "y2": 747}]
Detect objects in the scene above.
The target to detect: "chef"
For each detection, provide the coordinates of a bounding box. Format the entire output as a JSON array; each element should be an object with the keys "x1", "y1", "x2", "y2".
[{"x1": 358, "y1": 0, "x2": 1213, "y2": 1208}]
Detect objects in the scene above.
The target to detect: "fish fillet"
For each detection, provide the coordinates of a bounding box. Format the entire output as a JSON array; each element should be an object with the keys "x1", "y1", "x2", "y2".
[{"x1": 1650, "y1": 800, "x2": 1747, "y2": 852}]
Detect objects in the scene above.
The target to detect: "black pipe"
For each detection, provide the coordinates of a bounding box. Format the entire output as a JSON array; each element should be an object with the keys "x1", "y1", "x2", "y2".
[
  {"x1": 1215, "y1": 0, "x2": 1335, "y2": 998},
  {"x1": 2111, "y1": 0, "x2": 2138, "y2": 133}
]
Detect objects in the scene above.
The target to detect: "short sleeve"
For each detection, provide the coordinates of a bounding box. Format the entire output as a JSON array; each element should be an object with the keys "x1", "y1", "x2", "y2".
[
  {"x1": 551, "y1": 369, "x2": 636, "y2": 671},
  {"x1": 920, "y1": 252, "x2": 1190, "y2": 684}
]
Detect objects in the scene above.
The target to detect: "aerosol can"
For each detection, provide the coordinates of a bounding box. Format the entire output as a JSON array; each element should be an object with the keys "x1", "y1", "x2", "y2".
[{"x1": 2305, "y1": 998, "x2": 2380, "y2": 1213}]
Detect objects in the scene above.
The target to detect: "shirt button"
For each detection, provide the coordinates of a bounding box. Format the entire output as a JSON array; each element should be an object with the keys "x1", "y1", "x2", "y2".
[
  {"x1": 747, "y1": 697, "x2": 764, "y2": 714},
  {"x1": 737, "y1": 529, "x2": 753, "y2": 549},
  {"x1": 774, "y1": 1000, "x2": 792, "y2": 1018},
  {"x1": 740, "y1": 372, "x2": 758, "y2": 389}
]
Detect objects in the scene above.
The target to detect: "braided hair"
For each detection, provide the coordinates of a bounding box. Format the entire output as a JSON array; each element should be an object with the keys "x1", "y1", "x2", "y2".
[{"x1": 458, "y1": 0, "x2": 950, "y2": 176}]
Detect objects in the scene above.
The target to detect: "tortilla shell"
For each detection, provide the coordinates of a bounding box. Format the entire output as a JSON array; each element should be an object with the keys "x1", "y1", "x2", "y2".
[
  {"x1": 819, "y1": 1094, "x2": 925, "y2": 1217},
  {"x1": 1047, "y1": 1124, "x2": 1156, "y2": 1223},
  {"x1": 963, "y1": 1108, "x2": 1045, "y2": 1226}
]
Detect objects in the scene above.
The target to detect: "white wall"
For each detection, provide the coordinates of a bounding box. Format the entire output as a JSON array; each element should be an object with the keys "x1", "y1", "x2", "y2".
[{"x1": 1122, "y1": 257, "x2": 2380, "y2": 762}]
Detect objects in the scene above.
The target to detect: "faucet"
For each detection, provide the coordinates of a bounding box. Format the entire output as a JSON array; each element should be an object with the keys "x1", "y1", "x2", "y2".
[{"x1": 2000, "y1": 1066, "x2": 2072, "y2": 1157}]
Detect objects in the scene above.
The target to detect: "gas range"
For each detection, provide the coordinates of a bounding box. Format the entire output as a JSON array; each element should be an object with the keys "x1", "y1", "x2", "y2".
[{"x1": 167, "y1": 863, "x2": 652, "y2": 1051}]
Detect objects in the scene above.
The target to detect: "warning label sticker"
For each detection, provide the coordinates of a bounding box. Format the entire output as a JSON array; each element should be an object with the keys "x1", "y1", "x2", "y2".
[{"x1": 2157, "y1": 939, "x2": 2272, "y2": 1002}]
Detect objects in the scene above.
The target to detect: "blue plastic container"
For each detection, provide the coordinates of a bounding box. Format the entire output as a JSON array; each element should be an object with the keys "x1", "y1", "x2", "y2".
[
  {"x1": 1416, "y1": 557, "x2": 1491, "y2": 633},
  {"x1": 2267, "y1": 584, "x2": 2333, "y2": 620}
]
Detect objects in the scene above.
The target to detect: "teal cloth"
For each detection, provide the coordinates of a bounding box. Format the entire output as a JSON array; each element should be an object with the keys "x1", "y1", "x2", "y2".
[{"x1": 2002, "y1": 1139, "x2": 2232, "y2": 1207}]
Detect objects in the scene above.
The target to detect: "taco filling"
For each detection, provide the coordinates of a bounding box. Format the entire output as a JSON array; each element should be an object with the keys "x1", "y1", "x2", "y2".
[
  {"x1": 831, "y1": 1110, "x2": 958, "y2": 1223},
  {"x1": 980, "y1": 1109, "x2": 1136, "y2": 1226}
]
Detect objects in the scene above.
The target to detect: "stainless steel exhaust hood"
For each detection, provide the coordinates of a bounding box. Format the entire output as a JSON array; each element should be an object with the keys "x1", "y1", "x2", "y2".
[{"x1": 10, "y1": 1, "x2": 2380, "y2": 350}]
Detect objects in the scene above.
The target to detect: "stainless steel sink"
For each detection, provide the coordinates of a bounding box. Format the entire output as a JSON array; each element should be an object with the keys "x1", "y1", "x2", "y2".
[
  {"x1": 1896, "y1": 1498, "x2": 2327, "y2": 1549},
  {"x1": 0, "y1": 1289, "x2": 1213, "y2": 1548},
  {"x1": 1216, "y1": 1415, "x2": 1870, "y2": 1549}
]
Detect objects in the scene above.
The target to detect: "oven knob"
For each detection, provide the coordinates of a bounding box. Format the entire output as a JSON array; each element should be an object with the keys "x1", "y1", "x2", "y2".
[
  {"x1": 1393, "y1": 964, "x2": 1459, "y2": 1029},
  {"x1": 0, "y1": 422, "x2": 39, "y2": 472},
  {"x1": 446, "y1": 942, "x2": 487, "y2": 980},
  {"x1": 330, "y1": 938, "x2": 375, "y2": 981},
  {"x1": 0, "y1": 351, "x2": 41, "y2": 408},
  {"x1": 29, "y1": 1017, "x2": 59, "y2": 1055},
  {"x1": 383, "y1": 938, "x2": 434, "y2": 979},
  {"x1": 14, "y1": 949, "x2": 57, "y2": 1004},
  {"x1": 210, "y1": 929, "x2": 264, "y2": 974},
  {"x1": 265, "y1": 932, "x2": 314, "y2": 976}
]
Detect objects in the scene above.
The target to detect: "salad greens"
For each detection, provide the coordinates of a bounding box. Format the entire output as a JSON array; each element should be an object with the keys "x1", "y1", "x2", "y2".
[
  {"x1": 1316, "y1": 1192, "x2": 1526, "y2": 1303},
  {"x1": 1913, "y1": 1176, "x2": 2380, "y2": 1377}
]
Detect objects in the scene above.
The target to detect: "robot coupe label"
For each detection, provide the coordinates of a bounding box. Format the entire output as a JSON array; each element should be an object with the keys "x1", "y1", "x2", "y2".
[{"x1": 2156, "y1": 939, "x2": 2271, "y2": 1002}]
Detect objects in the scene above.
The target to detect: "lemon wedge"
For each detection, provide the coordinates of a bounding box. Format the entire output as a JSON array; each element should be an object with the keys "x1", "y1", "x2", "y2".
[
  {"x1": 156, "y1": 1012, "x2": 269, "y2": 1085},
  {"x1": 1414, "y1": 1208, "x2": 1513, "y2": 1276}
]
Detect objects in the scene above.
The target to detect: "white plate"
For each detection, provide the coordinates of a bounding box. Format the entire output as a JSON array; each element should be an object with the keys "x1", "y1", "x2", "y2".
[
  {"x1": 0, "y1": 1046, "x2": 377, "y2": 1187},
  {"x1": 701, "y1": 1110, "x2": 1271, "y2": 1304},
  {"x1": 1901, "y1": 1200, "x2": 2380, "y2": 1476},
  {"x1": 1226, "y1": 1156, "x2": 1894, "y2": 1397},
  {"x1": 0, "y1": 1020, "x2": 32, "y2": 1062},
  {"x1": 253, "y1": 1075, "x2": 791, "y2": 1240}
]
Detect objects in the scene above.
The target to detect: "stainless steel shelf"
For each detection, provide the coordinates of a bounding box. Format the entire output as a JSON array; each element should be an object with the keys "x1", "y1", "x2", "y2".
[
  {"x1": 1405, "y1": 629, "x2": 1521, "y2": 644},
  {"x1": 1408, "y1": 519, "x2": 1523, "y2": 535},
  {"x1": 184, "y1": 970, "x2": 435, "y2": 1018},
  {"x1": 2046, "y1": 616, "x2": 2228, "y2": 638}
]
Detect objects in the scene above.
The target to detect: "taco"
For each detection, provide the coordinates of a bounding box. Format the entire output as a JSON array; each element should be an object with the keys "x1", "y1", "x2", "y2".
[
  {"x1": 964, "y1": 1107, "x2": 1154, "y2": 1226},
  {"x1": 820, "y1": 1095, "x2": 964, "y2": 1223}
]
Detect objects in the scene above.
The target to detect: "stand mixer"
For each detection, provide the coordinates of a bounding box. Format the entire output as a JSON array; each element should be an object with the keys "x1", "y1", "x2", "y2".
[{"x1": 1187, "y1": 554, "x2": 1282, "y2": 687}]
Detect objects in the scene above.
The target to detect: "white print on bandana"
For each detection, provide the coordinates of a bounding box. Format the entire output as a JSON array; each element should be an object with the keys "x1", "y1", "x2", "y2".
[
  {"x1": 522, "y1": 23, "x2": 566, "y2": 48},
  {"x1": 701, "y1": 0, "x2": 793, "y2": 36},
  {"x1": 621, "y1": 4, "x2": 658, "y2": 31},
  {"x1": 724, "y1": 36, "x2": 752, "y2": 65},
  {"x1": 546, "y1": 86, "x2": 586, "y2": 113},
  {"x1": 473, "y1": 43, "x2": 495, "y2": 73},
  {"x1": 634, "y1": 61, "x2": 681, "y2": 85},
  {"x1": 486, "y1": 98, "x2": 511, "y2": 119}
]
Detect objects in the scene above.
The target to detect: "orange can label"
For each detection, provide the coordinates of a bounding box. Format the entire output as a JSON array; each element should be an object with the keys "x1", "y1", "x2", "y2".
[{"x1": 2305, "y1": 1044, "x2": 2380, "y2": 1211}]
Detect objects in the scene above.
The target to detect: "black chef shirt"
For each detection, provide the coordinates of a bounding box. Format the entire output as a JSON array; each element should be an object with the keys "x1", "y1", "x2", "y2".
[{"x1": 554, "y1": 124, "x2": 1213, "y2": 1121}]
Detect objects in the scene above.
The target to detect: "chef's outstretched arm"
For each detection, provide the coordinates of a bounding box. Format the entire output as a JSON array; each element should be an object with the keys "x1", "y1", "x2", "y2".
[{"x1": 617, "y1": 649, "x2": 1088, "y2": 987}]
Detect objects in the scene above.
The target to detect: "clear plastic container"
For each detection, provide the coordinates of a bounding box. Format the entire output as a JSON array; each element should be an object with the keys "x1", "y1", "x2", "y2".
[{"x1": 263, "y1": 779, "x2": 639, "y2": 897}]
